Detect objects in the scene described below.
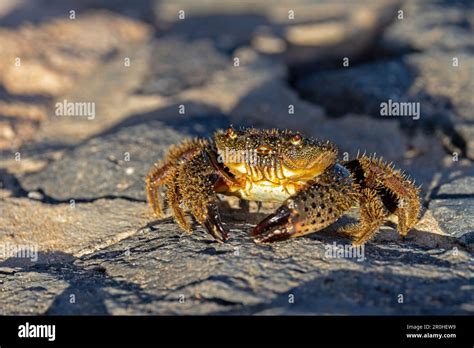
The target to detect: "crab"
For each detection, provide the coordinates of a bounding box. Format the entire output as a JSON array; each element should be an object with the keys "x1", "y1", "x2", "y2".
[{"x1": 145, "y1": 127, "x2": 421, "y2": 245}]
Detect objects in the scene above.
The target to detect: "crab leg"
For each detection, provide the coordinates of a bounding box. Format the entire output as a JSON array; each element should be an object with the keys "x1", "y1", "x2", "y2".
[
  {"x1": 177, "y1": 150, "x2": 230, "y2": 242},
  {"x1": 146, "y1": 162, "x2": 173, "y2": 217},
  {"x1": 344, "y1": 155, "x2": 421, "y2": 240},
  {"x1": 339, "y1": 188, "x2": 388, "y2": 245},
  {"x1": 253, "y1": 164, "x2": 359, "y2": 243},
  {"x1": 146, "y1": 138, "x2": 208, "y2": 217},
  {"x1": 165, "y1": 169, "x2": 192, "y2": 233}
]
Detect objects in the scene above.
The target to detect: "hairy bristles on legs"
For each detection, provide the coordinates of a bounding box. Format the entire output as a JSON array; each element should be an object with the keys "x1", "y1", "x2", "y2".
[
  {"x1": 145, "y1": 138, "x2": 209, "y2": 217},
  {"x1": 344, "y1": 154, "x2": 421, "y2": 243},
  {"x1": 340, "y1": 188, "x2": 388, "y2": 245}
]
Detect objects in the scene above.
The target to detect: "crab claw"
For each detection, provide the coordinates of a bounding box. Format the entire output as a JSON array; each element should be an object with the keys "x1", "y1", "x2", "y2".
[
  {"x1": 254, "y1": 226, "x2": 296, "y2": 243},
  {"x1": 252, "y1": 206, "x2": 296, "y2": 243},
  {"x1": 204, "y1": 203, "x2": 229, "y2": 242}
]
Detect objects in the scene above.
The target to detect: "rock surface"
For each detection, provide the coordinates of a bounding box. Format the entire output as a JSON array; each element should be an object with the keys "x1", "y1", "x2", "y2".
[
  {"x1": 136, "y1": 38, "x2": 229, "y2": 96},
  {"x1": 0, "y1": 0, "x2": 472, "y2": 315},
  {"x1": 296, "y1": 53, "x2": 474, "y2": 157},
  {"x1": 0, "y1": 196, "x2": 148, "y2": 259},
  {"x1": 429, "y1": 162, "x2": 474, "y2": 245},
  {"x1": 19, "y1": 112, "x2": 229, "y2": 201},
  {"x1": 0, "y1": 10, "x2": 152, "y2": 150},
  {"x1": 1, "y1": 215, "x2": 472, "y2": 315}
]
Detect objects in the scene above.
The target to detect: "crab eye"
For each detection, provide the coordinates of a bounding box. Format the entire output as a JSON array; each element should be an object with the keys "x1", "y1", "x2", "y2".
[
  {"x1": 291, "y1": 134, "x2": 302, "y2": 145},
  {"x1": 226, "y1": 127, "x2": 237, "y2": 139}
]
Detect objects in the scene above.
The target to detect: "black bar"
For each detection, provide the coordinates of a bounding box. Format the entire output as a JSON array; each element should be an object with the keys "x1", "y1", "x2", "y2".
[{"x1": 0, "y1": 316, "x2": 472, "y2": 346}]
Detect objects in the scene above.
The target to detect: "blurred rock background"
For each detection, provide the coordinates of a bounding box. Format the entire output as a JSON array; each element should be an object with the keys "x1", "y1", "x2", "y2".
[{"x1": 0, "y1": 0, "x2": 472, "y2": 315}]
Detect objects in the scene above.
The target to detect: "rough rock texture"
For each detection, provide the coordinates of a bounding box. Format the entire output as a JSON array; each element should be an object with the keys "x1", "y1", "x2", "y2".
[
  {"x1": 0, "y1": 196, "x2": 148, "y2": 259},
  {"x1": 429, "y1": 162, "x2": 474, "y2": 245},
  {"x1": 19, "y1": 112, "x2": 229, "y2": 201},
  {"x1": 295, "y1": 0, "x2": 474, "y2": 159},
  {"x1": 296, "y1": 53, "x2": 474, "y2": 157},
  {"x1": 1, "y1": 218, "x2": 471, "y2": 315},
  {"x1": 0, "y1": 0, "x2": 473, "y2": 315}
]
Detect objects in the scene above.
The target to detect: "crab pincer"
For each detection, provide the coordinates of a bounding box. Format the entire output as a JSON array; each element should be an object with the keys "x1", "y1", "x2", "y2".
[
  {"x1": 252, "y1": 206, "x2": 296, "y2": 243},
  {"x1": 203, "y1": 203, "x2": 229, "y2": 242}
]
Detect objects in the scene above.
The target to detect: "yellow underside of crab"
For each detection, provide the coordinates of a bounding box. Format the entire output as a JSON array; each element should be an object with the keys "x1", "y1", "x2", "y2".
[{"x1": 217, "y1": 162, "x2": 322, "y2": 203}]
